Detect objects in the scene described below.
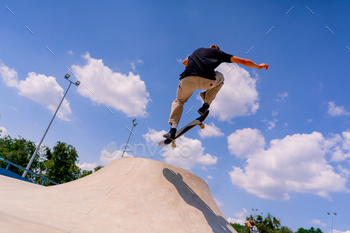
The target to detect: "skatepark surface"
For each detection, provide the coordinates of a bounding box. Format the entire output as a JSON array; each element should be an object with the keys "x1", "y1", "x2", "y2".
[{"x1": 0, "y1": 157, "x2": 236, "y2": 233}]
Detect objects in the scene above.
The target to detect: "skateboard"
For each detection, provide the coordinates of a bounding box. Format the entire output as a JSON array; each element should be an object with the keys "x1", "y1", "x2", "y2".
[{"x1": 158, "y1": 110, "x2": 209, "y2": 148}]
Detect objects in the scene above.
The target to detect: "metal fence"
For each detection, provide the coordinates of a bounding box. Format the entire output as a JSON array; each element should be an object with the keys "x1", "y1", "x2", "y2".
[{"x1": 0, "y1": 158, "x2": 58, "y2": 186}]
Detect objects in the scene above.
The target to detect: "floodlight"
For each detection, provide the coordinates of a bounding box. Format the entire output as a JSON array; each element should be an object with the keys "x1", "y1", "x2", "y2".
[{"x1": 23, "y1": 72, "x2": 78, "y2": 178}]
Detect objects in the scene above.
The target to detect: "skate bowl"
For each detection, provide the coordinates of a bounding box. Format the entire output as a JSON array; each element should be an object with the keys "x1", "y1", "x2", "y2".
[{"x1": 0, "y1": 157, "x2": 236, "y2": 233}]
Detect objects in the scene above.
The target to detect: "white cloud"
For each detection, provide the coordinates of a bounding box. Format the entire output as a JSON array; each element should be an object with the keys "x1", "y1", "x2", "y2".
[
  {"x1": 333, "y1": 230, "x2": 350, "y2": 233},
  {"x1": 209, "y1": 63, "x2": 259, "y2": 121},
  {"x1": 198, "y1": 122, "x2": 224, "y2": 138},
  {"x1": 227, "y1": 128, "x2": 265, "y2": 158},
  {"x1": 77, "y1": 162, "x2": 98, "y2": 171},
  {"x1": 71, "y1": 52, "x2": 150, "y2": 117},
  {"x1": 0, "y1": 61, "x2": 71, "y2": 121},
  {"x1": 234, "y1": 208, "x2": 248, "y2": 219},
  {"x1": 268, "y1": 119, "x2": 278, "y2": 130},
  {"x1": 328, "y1": 102, "x2": 349, "y2": 117},
  {"x1": 327, "y1": 132, "x2": 350, "y2": 162},
  {"x1": 337, "y1": 165, "x2": 350, "y2": 177},
  {"x1": 197, "y1": 152, "x2": 217, "y2": 165},
  {"x1": 276, "y1": 92, "x2": 288, "y2": 102},
  {"x1": 0, "y1": 127, "x2": 8, "y2": 138},
  {"x1": 130, "y1": 59, "x2": 143, "y2": 71},
  {"x1": 207, "y1": 175, "x2": 213, "y2": 179},
  {"x1": 228, "y1": 129, "x2": 349, "y2": 200},
  {"x1": 0, "y1": 60, "x2": 18, "y2": 87},
  {"x1": 310, "y1": 219, "x2": 326, "y2": 227},
  {"x1": 99, "y1": 141, "x2": 133, "y2": 166},
  {"x1": 143, "y1": 128, "x2": 166, "y2": 147},
  {"x1": 214, "y1": 198, "x2": 223, "y2": 207},
  {"x1": 227, "y1": 217, "x2": 246, "y2": 225},
  {"x1": 68, "y1": 50, "x2": 74, "y2": 55},
  {"x1": 19, "y1": 72, "x2": 71, "y2": 121},
  {"x1": 262, "y1": 118, "x2": 278, "y2": 130},
  {"x1": 272, "y1": 110, "x2": 278, "y2": 117},
  {"x1": 143, "y1": 128, "x2": 217, "y2": 170},
  {"x1": 227, "y1": 208, "x2": 248, "y2": 225},
  {"x1": 100, "y1": 149, "x2": 133, "y2": 165}
]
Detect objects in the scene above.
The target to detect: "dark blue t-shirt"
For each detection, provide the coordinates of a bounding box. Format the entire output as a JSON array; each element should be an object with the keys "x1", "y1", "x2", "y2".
[{"x1": 180, "y1": 47, "x2": 233, "y2": 80}]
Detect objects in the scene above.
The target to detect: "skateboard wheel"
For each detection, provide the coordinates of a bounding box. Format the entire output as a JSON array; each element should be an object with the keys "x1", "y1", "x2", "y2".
[
  {"x1": 200, "y1": 124, "x2": 205, "y2": 129},
  {"x1": 172, "y1": 143, "x2": 176, "y2": 148}
]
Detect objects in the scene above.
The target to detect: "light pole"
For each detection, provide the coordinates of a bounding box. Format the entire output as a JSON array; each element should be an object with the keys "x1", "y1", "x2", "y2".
[
  {"x1": 252, "y1": 209, "x2": 258, "y2": 220},
  {"x1": 327, "y1": 212, "x2": 337, "y2": 233},
  {"x1": 22, "y1": 74, "x2": 80, "y2": 178},
  {"x1": 122, "y1": 119, "x2": 137, "y2": 157}
]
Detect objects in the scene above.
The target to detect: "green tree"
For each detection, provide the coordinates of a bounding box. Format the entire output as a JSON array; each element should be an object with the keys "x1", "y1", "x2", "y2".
[
  {"x1": 44, "y1": 141, "x2": 81, "y2": 184},
  {"x1": 246, "y1": 214, "x2": 285, "y2": 233},
  {"x1": 79, "y1": 170, "x2": 93, "y2": 178},
  {"x1": 296, "y1": 227, "x2": 323, "y2": 233},
  {"x1": 78, "y1": 165, "x2": 104, "y2": 178},
  {"x1": 94, "y1": 165, "x2": 104, "y2": 172},
  {"x1": 296, "y1": 228, "x2": 309, "y2": 233},
  {"x1": 230, "y1": 214, "x2": 298, "y2": 233},
  {"x1": 231, "y1": 223, "x2": 245, "y2": 233},
  {"x1": 296, "y1": 228, "x2": 308, "y2": 233},
  {"x1": 276, "y1": 226, "x2": 293, "y2": 233},
  {"x1": 0, "y1": 136, "x2": 98, "y2": 185},
  {"x1": 0, "y1": 135, "x2": 43, "y2": 181}
]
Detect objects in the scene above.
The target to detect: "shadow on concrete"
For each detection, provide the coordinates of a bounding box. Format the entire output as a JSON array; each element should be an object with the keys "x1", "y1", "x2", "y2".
[{"x1": 163, "y1": 168, "x2": 234, "y2": 233}]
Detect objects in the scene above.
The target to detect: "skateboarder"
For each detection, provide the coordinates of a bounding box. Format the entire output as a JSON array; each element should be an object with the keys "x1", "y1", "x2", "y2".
[{"x1": 163, "y1": 45, "x2": 269, "y2": 139}]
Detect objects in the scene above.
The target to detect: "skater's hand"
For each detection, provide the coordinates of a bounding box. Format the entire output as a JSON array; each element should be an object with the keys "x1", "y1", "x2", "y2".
[
  {"x1": 183, "y1": 58, "x2": 188, "y2": 66},
  {"x1": 258, "y1": 63, "x2": 269, "y2": 70}
]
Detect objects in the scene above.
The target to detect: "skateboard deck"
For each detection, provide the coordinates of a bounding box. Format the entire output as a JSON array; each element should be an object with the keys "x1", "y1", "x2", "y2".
[{"x1": 158, "y1": 110, "x2": 209, "y2": 148}]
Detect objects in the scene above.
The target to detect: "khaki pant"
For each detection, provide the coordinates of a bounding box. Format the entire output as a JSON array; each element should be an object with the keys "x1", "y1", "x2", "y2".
[{"x1": 168, "y1": 71, "x2": 224, "y2": 128}]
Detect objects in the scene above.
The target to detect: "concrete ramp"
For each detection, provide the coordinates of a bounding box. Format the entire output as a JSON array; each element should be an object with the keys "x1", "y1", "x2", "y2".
[{"x1": 0, "y1": 157, "x2": 235, "y2": 233}]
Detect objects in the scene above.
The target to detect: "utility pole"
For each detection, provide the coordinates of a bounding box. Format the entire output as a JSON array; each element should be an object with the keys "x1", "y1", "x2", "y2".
[
  {"x1": 122, "y1": 119, "x2": 137, "y2": 157},
  {"x1": 252, "y1": 209, "x2": 258, "y2": 220},
  {"x1": 327, "y1": 212, "x2": 337, "y2": 233},
  {"x1": 22, "y1": 74, "x2": 80, "y2": 178}
]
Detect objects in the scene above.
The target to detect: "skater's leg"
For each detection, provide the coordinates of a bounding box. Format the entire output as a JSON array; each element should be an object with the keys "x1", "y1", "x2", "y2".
[
  {"x1": 168, "y1": 76, "x2": 197, "y2": 128},
  {"x1": 200, "y1": 71, "x2": 224, "y2": 105}
]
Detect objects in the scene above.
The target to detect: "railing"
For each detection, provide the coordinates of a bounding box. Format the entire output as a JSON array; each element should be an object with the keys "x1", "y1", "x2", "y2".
[{"x1": 0, "y1": 158, "x2": 58, "y2": 186}]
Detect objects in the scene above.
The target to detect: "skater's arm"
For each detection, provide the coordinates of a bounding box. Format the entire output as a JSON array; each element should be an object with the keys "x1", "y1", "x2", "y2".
[
  {"x1": 231, "y1": 56, "x2": 268, "y2": 70},
  {"x1": 183, "y1": 57, "x2": 188, "y2": 66}
]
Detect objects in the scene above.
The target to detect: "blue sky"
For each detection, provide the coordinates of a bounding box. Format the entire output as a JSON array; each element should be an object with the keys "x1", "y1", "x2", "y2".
[{"x1": 1, "y1": 1, "x2": 349, "y2": 232}]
